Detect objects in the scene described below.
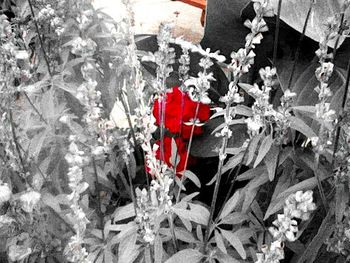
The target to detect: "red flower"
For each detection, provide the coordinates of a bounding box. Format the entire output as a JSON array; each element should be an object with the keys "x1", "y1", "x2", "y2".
[
  {"x1": 155, "y1": 136, "x2": 192, "y2": 176},
  {"x1": 153, "y1": 87, "x2": 210, "y2": 139}
]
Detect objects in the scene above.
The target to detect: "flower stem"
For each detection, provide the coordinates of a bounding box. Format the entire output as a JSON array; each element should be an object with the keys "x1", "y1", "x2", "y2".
[
  {"x1": 168, "y1": 214, "x2": 179, "y2": 251},
  {"x1": 203, "y1": 133, "x2": 228, "y2": 253},
  {"x1": 216, "y1": 142, "x2": 250, "y2": 221},
  {"x1": 27, "y1": 0, "x2": 52, "y2": 77},
  {"x1": 175, "y1": 102, "x2": 200, "y2": 203},
  {"x1": 23, "y1": 92, "x2": 48, "y2": 125},
  {"x1": 331, "y1": 11, "x2": 345, "y2": 61},
  {"x1": 92, "y1": 157, "x2": 105, "y2": 240},
  {"x1": 272, "y1": 0, "x2": 283, "y2": 66},
  {"x1": 287, "y1": 0, "x2": 314, "y2": 90},
  {"x1": 118, "y1": 91, "x2": 138, "y2": 214},
  {"x1": 203, "y1": 105, "x2": 230, "y2": 252},
  {"x1": 9, "y1": 109, "x2": 26, "y2": 173},
  {"x1": 332, "y1": 56, "x2": 350, "y2": 165}
]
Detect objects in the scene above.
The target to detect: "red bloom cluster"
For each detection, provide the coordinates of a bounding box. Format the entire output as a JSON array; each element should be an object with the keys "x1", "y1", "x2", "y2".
[
  {"x1": 152, "y1": 87, "x2": 210, "y2": 176},
  {"x1": 153, "y1": 87, "x2": 210, "y2": 139}
]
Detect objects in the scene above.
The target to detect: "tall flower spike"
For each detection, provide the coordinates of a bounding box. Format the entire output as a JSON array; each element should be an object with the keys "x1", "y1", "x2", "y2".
[{"x1": 64, "y1": 137, "x2": 90, "y2": 263}]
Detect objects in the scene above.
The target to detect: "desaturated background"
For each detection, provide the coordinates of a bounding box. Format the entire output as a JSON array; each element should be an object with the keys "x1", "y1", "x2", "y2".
[{"x1": 92, "y1": 0, "x2": 204, "y2": 43}]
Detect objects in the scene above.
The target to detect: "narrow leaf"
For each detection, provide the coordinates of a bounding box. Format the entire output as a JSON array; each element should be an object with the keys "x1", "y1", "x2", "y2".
[
  {"x1": 220, "y1": 229, "x2": 246, "y2": 259},
  {"x1": 254, "y1": 134, "x2": 273, "y2": 168},
  {"x1": 215, "y1": 230, "x2": 227, "y2": 254},
  {"x1": 264, "y1": 144, "x2": 280, "y2": 181},
  {"x1": 182, "y1": 170, "x2": 201, "y2": 188},
  {"x1": 165, "y1": 249, "x2": 203, "y2": 263},
  {"x1": 220, "y1": 190, "x2": 241, "y2": 219}
]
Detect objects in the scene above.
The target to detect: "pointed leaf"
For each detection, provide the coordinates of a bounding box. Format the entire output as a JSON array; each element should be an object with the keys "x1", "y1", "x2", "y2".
[
  {"x1": 113, "y1": 203, "x2": 136, "y2": 222},
  {"x1": 165, "y1": 249, "x2": 203, "y2": 263},
  {"x1": 220, "y1": 229, "x2": 246, "y2": 259},
  {"x1": 182, "y1": 170, "x2": 201, "y2": 188},
  {"x1": 215, "y1": 230, "x2": 227, "y2": 254},
  {"x1": 254, "y1": 134, "x2": 273, "y2": 168},
  {"x1": 264, "y1": 144, "x2": 280, "y2": 181},
  {"x1": 220, "y1": 190, "x2": 241, "y2": 219}
]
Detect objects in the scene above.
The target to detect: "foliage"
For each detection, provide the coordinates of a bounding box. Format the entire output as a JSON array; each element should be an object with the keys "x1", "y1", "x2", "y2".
[{"x1": 0, "y1": 0, "x2": 350, "y2": 262}]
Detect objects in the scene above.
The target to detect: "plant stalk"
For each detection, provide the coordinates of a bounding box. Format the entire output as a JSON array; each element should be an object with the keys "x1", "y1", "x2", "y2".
[
  {"x1": 332, "y1": 56, "x2": 350, "y2": 165},
  {"x1": 175, "y1": 102, "x2": 200, "y2": 203},
  {"x1": 92, "y1": 157, "x2": 105, "y2": 240},
  {"x1": 27, "y1": 0, "x2": 52, "y2": 77},
  {"x1": 202, "y1": 104, "x2": 230, "y2": 252},
  {"x1": 287, "y1": 0, "x2": 314, "y2": 90},
  {"x1": 272, "y1": 0, "x2": 283, "y2": 66}
]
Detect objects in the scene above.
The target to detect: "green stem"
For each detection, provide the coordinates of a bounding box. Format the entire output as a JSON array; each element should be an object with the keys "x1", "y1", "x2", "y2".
[
  {"x1": 175, "y1": 102, "x2": 200, "y2": 203},
  {"x1": 92, "y1": 157, "x2": 105, "y2": 240},
  {"x1": 203, "y1": 104, "x2": 230, "y2": 253},
  {"x1": 23, "y1": 92, "x2": 48, "y2": 125},
  {"x1": 332, "y1": 57, "x2": 350, "y2": 165},
  {"x1": 272, "y1": 0, "x2": 283, "y2": 66},
  {"x1": 27, "y1": 0, "x2": 52, "y2": 77},
  {"x1": 9, "y1": 109, "x2": 26, "y2": 173},
  {"x1": 287, "y1": 0, "x2": 314, "y2": 90}
]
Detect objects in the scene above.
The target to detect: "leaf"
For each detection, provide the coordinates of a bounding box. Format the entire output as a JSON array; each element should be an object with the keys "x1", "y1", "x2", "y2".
[
  {"x1": 264, "y1": 144, "x2": 280, "y2": 181},
  {"x1": 159, "y1": 228, "x2": 197, "y2": 243},
  {"x1": 211, "y1": 105, "x2": 252, "y2": 119},
  {"x1": 104, "y1": 250, "x2": 114, "y2": 263},
  {"x1": 239, "y1": 83, "x2": 259, "y2": 99},
  {"x1": 335, "y1": 184, "x2": 349, "y2": 223},
  {"x1": 211, "y1": 118, "x2": 246, "y2": 135},
  {"x1": 181, "y1": 192, "x2": 200, "y2": 203},
  {"x1": 236, "y1": 165, "x2": 266, "y2": 181},
  {"x1": 215, "y1": 230, "x2": 227, "y2": 254},
  {"x1": 254, "y1": 134, "x2": 273, "y2": 168},
  {"x1": 170, "y1": 138, "x2": 179, "y2": 167},
  {"x1": 242, "y1": 170, "x2": 269, "y2": 212},
  {"x1": 165, "y1": 249, "x2": 203, "y2": 263},
  {"x1": 109, "y1": 222, "x2": 138, "y2": 246},
  {"x1": 270, "y1": 0, "x2": 349, "y2": 48},
  {"x1": 207, "y1": 152, "x2": 245, "y2": 185},
  {"x1": 220, "y1": 229, "x2": 246, "y2": 259},
  {"x1": 246, "y1": 132, "x2": 263, "y2": 166},
  {"x1": 191, "y1": 117, "x2": 248, "y2": 158},
  {"x1": 173, "y1": 203, "x2": 209, "y2": 225},
  {"x1": 296, "y1": 206, "x2": 335, "y2": 263},
  {"x1": 113, "y1": 203, "x2": 136, "y2": 222},
  {"x1": 179, "y1": 215, "x2": 192, "y2": 232},
  {"x1": 288, "y1": 116, "x2": 317, "y2": 138},
  {"x1": 42, "y1": 193, "x2": 61, "y2": 213},
  {"x1": 182, "y1": 170, "x2": 201, "y2": 188},
  {"x1": 214, "y1": 251, "x2": 242, "y2": 263},
  {"x1": 118, "y1": 232, "x2": 141, "y2": 263},
  {"x1": 292, "y1": 64, "x2": 346, "y2": 128},
  {"x1": 196, "y1": 225, "x2": 203, "y2": 242},
  {"x1": 234, "y1": 228, "x2": 254, "y2": 243},
  {"x1": 219, "y1": 190, "x2": 241, "y2": 220},
  {"x1": 220, "y1": 212, "x2": 250, "y2": 225},
  {"x1": 264, "y1": 177, "x2": 322, "y2": 220}
]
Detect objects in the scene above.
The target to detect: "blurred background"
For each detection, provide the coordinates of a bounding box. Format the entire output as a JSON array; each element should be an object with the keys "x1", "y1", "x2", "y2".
[{"x1": 93, "y1": 0, "x2": 204, "y2": 43}]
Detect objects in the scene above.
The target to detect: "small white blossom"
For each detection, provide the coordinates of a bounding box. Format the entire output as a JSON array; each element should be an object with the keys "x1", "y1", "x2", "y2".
[
  {"x1": 71, "y1": 37, "x2": 97, "y2": 57},
  {"x1": 0, "y1": 182, "x2": 11, "y2": 204},
  {"x1": 19, "y1": 190, "x2": 41, "y2": 213},
  {"x1": 284, "y1": 190, "x2": 317, "y2": 221},
  {"x1": 269, "y1": 214, "x2": 298, "y2": 242}
]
